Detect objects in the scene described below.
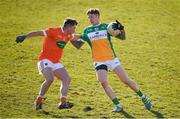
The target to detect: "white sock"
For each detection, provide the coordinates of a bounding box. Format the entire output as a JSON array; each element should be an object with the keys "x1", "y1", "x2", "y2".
[
  {"x1": 141, "y1": 94, "x2": 146, "y2": 99},
  {"x1": 116, "y1": 104, "x2": 122, "y2": 107}
]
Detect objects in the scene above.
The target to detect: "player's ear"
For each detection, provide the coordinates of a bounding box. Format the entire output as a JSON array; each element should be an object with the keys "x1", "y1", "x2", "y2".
[{"x1": 97, "y1": 14, "x2": 100, "y2": 18}]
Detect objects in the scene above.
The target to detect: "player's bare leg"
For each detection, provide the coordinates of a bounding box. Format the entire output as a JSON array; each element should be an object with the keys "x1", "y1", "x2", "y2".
[
  {"x1": 113, "y1": 64, "x2": 152, "y2": 110},
  {"x1": 35, "y1": 67, "x2": 54, "y2": 110},
  {"x1": 96, "y1": 69, "x2": 123, "y2": 112},
  {"x1": 54, "y1": 68, "x2": 74, "y2": 109},
  {"x1": 96, "y1": 70, "x2": 115, "y2": 99},
  {"x1": 113, "y1": 65, "x2": 139, "y2": 91}
]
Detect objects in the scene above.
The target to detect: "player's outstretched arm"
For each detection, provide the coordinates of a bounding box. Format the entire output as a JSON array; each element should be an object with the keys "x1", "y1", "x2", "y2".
[
  {"x1": 16, "y1": 30, "x2": 45, "y2": 43},
  {"x1": 70, "y1": 34, "x2": 84, "y2": 49}
]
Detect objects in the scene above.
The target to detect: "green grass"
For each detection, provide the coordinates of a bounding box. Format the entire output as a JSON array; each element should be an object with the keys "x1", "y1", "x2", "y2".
[{"x1": 0, "y1": 0, "x2": 180, "y2": 118}]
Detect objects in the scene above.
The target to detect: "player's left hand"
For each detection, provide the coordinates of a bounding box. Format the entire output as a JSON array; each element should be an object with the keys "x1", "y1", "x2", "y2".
[
  {"x1": 16, "y1": 35, "x2": 26, "y2": 43},
  {"x1": 113, "y1": 20, "x2": 124, "y2": 30}
]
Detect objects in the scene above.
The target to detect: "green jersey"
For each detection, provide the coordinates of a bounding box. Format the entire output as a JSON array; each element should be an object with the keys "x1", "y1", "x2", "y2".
[{"x1": 81, "y1": 23, "x2": 116, "y2": 62}]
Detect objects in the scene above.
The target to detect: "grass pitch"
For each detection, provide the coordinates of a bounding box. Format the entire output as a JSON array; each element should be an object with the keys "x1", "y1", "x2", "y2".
[{"x1": 0, "y1": 0, "x2": 180, "y2": 118}]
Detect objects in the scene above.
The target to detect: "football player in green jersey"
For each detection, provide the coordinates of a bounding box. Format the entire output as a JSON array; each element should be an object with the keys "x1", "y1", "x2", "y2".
[{"x1": 72, "y1": 8, "x2": 151, "y2": 112}]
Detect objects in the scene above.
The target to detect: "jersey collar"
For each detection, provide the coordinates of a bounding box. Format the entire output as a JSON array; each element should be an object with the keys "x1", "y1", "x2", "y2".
[
  {"x1": 92, "y1": 23, "x2": 101, "y2": 27},
  {"x1": 61, "y1": 27, "x2": 64, "y2": 33}
]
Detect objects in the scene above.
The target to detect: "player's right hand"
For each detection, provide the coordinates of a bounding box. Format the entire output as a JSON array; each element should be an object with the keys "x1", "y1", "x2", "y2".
[
  {"x1": 113, "y1": 20, "x2": 124, "y2": 30},
  {"x1": 16, "y1": 35, "x2": 26, "y2": 43}
]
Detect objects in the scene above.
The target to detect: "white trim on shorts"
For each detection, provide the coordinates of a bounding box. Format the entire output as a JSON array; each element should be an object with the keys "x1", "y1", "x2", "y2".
[
  {"x1": 37, "y1": 59, "x2": 64, "y2": 75},
  {"x1": 94, "y1": 58, "x2": 121, "y2": 71}
]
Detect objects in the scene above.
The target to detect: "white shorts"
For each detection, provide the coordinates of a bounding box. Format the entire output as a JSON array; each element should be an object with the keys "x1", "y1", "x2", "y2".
[
  {"x1": 37, "y1": 59, "x2": 64, "y2": 75},
  {"x1": 94, "y1": 58, "x2": 121, "y2": 71}
]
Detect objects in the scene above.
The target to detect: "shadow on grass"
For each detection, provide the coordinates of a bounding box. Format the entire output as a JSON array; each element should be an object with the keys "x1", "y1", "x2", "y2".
[
  {"x1": 121, "y1": 110, "x2": 134, "y2": 118},
  {"x1": 37, "y1": 109, "x2": 79, "y2": 118},
  {"x1": 38, "y1": 110, "x2": 50, "y2": 115},
  {"x1": 150, "y1": 110, "x2": 164, "y2": 118}
]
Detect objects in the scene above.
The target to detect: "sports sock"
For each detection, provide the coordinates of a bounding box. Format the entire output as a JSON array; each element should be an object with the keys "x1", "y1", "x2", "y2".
[
  {"x1": 112, "y1": 98, "x2": 120, "y2": 106},
  {"x1": 142, "y1": 96, "x2": 148, "y2": 103},
  {"x1": 136, "y1": 90, "x2": 145, "y2": 98}
]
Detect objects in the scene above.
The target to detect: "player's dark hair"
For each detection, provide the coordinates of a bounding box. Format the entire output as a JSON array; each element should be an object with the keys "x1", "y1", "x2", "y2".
[
  {"x1": 63, "y1": 17, "x2": 78, "y2": 28},
  {"x1": 86, "y1": 8, "x2": 100, "y2": 16}
]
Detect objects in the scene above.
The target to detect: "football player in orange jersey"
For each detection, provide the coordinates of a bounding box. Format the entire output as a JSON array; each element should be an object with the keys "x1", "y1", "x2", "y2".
[
  {"x1": 16, "y1": 17, "x2": 80, "y2": 110},
  {"x1": 74, "y1": 8, "x2": 152, "y2": 112}
]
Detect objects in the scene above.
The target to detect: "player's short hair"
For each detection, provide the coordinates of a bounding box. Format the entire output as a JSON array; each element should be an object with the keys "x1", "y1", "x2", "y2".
[
  {"x1": 63, "y1": 17, "x2": 78, "y2": 28},
  {"x1": 86, "y1": 8, "x2": 100, "y2": 16}
]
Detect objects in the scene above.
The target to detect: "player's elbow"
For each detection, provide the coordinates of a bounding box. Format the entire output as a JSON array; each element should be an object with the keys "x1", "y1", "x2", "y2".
[
  {"x1": 116, "y1": 30, "x2": 126, "y2": 40},
  {"x1": 75, "y1": 45, "x2": 81, "y2": 49},
  {"x1": 121, "y1": 35, "x2": 126, "y2": 40},
  {"x1": 71, "y1": 41, "x2": 84, "y2": 49},
  {"x1": 120, "y1": 30, "x2": 126, "y2": 40},
  {"x1": 76, "y1": 44, "x2": 84, "y2": 49},
  {"x1": 115, "y1": 34, "x2": 126, "y2": 40},
  {"x1": 76, "y1": 42, "x2": 84, "y2": 49}
]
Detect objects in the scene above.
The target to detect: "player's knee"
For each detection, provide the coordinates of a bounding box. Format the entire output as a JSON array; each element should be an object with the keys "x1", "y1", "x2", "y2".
[
  {"x1": 123, "y1": 80, "x2": 130, "y2": 85},
  {"x1": 63, "y1": 76, "x2": 71, "y2": 84},
  {"x1": 67, "y1": 76, "x2": 71, "y2": 82},
  {"x1": 123, "y1": 78, "x2": 133, "y2": 85},
  {"x1": 100, "y1": 80, "x2": 108, "y2": 87},
  {"x1": 45, "y1": 78, "x2": 54, "y2": 84}
]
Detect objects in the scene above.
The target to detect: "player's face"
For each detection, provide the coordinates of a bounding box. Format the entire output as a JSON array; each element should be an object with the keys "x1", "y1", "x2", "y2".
[
  {"x1": 67, "y1": 25, "x2": 76, "y2": 34},
  {"x1": 88, "y1": 14, "x2": 100, "y2": 25}
]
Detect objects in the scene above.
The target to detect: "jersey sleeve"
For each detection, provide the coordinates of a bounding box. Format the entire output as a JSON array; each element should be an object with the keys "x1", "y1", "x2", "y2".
[
  {"x1": 42, "y1": 30, "x2": 47, "y2": 36},
  {"x1": 46, "y1": 28, "x2": 56, "y2": 39},
  {"x1": 80, "y1": 30, "x2": 88, "y2": 42},
  {"x1": 104, "y1": 23, "x2": 109, "y2": 28},
  {"x1": 69, "y1": 34, "x2": 75, "y2": 41}
]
